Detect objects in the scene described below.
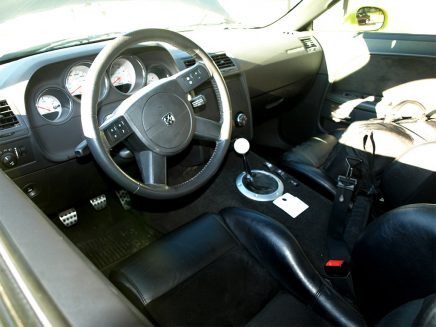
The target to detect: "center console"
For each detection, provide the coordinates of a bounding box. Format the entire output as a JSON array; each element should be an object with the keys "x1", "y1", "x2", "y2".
[{"x1": 234, "y1": 138, "x2": 284, "y2": 201}]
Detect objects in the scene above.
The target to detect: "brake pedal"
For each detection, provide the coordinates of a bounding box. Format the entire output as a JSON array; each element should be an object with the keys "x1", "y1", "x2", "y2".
[
  {"x1": 89, "y1": 194, "x2": 107, "y2": 211},
  {"x1": 58, "y1": 208, "x2": 78, "y2": 227},
  {"x1": 116, "y1": 190, "x2": 131, "y2": 210}
]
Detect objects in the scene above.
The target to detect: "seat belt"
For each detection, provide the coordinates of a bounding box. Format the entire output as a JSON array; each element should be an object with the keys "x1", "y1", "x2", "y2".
[
  {"x1": 327, "y1": 156, "x2": 361, "y2": 260},
  {"x1": 327, "y1": 130, "x2": 381, "y2": 261},
  {"x1": 363, "y1": 131, "x2": 377, "y2": 196}
]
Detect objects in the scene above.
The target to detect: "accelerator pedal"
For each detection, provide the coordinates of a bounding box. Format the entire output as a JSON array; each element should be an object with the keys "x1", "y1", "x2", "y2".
[
  {"x1": 58, "y1": 208, "x2": 78, "y2": 227},
  {"x1": 116, "y1": 190, "x2": 131, "y2": 210},
  {"x1": 89, "y1": 194, "x2": 107, "y2": 211}
]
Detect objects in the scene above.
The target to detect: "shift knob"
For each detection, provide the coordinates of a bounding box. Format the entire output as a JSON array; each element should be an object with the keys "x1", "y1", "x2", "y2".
[
  {"x1": 234, "y1": 138, "x2": 250, "y2": 155},
  {"x1": 234, "y1": 138, "x2": 253, "y2": 179}
]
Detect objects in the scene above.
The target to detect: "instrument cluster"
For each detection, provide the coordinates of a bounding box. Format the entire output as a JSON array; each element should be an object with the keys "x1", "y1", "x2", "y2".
[{"x1": 34, "y1": 56, "x2": 171, "y2": 123}]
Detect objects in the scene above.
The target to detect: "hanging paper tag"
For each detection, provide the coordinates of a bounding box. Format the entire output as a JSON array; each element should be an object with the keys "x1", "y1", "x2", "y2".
[{"x1": 273, "y1": 193, "x2": 309, "y2": 218}]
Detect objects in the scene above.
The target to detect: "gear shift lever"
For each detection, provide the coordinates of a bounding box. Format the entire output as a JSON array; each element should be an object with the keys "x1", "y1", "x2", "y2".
[
  {"x1": 234, "y1": 138, "x2": 284, "y2": 201},
  {"x1": 234, "y1": 138, "x2": 253, "y2": 181}
]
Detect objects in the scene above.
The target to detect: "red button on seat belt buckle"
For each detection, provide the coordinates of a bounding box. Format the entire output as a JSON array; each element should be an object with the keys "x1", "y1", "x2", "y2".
[
  {"x1": 326, "y1": 259, "x2": 345, "y2": 267},
  {"x1": 324, "y1": 259, "x2": 349, "y2": 277}
]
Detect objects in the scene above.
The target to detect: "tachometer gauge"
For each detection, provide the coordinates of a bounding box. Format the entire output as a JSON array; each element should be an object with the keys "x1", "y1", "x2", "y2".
[
  {"x1": 109, "y1": 57, "x2": 145, "y2": 94},
  {"x1": 147, "y1": 72, "x2": 160, "y2": 84},
  {"x1": 35, "y1": 88, "x2": 72, "y2": 123},
  {"x1": 65, "y1": 63, "x2": 109, "y2": 101}
]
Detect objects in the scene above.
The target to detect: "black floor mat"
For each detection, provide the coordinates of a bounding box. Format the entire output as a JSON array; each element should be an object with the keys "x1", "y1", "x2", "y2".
[
  {"x1": 132, "y1": 151, "x2": 332, "y2": 274},
  {"x1": 53, "y1": 195, "x2": 160, "y2": 274},
  {"x1": 75, "y1": 218, "x2": 157, "y2": 273},
  {"x1": 52, "y1": 151, "x2": 331, "y2": 275}
]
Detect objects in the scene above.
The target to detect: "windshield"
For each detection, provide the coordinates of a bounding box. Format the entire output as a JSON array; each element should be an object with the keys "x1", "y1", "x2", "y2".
[{"x1": 0, "y1": 0, "x2": 296, "y2": 62}]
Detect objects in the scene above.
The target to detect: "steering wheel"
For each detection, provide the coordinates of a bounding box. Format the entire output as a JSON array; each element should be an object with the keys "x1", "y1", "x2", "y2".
[{"x1": 81, "y1": 29, "x2": 232, "y2": 199}]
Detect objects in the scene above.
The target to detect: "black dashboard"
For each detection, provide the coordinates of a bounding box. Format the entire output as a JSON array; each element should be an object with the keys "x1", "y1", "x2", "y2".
[
  {"x1": 0, "y1": 28, "x2": 322, "y2": 213},
  {"x1": 26, "y1": 46, "x2": 181, "y2": 163}
]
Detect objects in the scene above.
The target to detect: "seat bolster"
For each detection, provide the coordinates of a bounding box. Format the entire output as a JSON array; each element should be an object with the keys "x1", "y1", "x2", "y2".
[
  {"x1": 282, "y1": 134, "x2": 338, "y2": 198},
  {"x1": 220, "y1": 207, "x2": 366, "y2": 327},
  {"x1": 284, "y1": 161, "x2": 337, "y2": 197},
  {"x1": 376, "y1": 294, "x2": 436, "y2": 327},
  {"x1": 282, "y1": 134, "x2": 338, "y2": 168},
  {"x1": 351, "y1": 204, "x2": 436, "y2": 324},
  {"x1": 110, "y1": 213, "x2": 236, "y2": 308},
  {"x1": 413, "y1": 294, "x2": 436, "y2": 326}
]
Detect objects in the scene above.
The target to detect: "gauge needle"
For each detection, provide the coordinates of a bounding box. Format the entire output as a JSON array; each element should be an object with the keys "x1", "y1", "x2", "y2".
[
  {"x1": 37, "y1": 105, "x2": 52, "y2": 112},
  {"x1": 71, "y1": 85, "x2": 82, "y2": 95},
  {"x1": 112, "y1": 76, "x2": 121, "y2": 84}
]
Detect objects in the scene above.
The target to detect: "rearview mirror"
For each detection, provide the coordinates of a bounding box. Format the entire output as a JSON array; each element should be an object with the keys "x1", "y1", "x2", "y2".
[{"x1": 355, "y1": 7, "x2": 385, "y2": 31}]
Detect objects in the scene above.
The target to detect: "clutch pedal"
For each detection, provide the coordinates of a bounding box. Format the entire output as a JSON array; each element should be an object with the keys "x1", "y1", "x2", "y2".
[
  {"x1": 89, "y1": 194, "x2": 107, "y2": 211},
  {"x1": 58, "y1": 208, "x2": 78, "y2": 227},
  {"x1": 116, "y1": 190, "x2": 131, "y2": 210}
]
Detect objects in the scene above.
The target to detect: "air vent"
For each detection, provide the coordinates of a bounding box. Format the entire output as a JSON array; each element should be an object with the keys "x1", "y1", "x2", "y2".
[
  {"x1": 183, "y1": 53, "x2": 236, "y2": 71},
  {"x1": 210, "y1": 53, "x2": 235, "y2": 70},
  {"x1": 0, "y1": 100, "x2": 20, "y2": 130},
  {"x1": 300, "y1": 37, "x2": 318, "y2": 53}
]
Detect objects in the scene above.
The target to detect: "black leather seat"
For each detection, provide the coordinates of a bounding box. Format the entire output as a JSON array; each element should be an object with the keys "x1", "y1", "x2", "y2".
[
  {"x1": 110, "y1": 205, "x2": 436, "y2": 326},
  {"x1": 282, "y1": 120, "x2": 436, "y2": 207},
  {"x1": 351, "y1": 204, "x2": 436, "y2": 325},
  {"x1": 381, "y1": 142, "x2": 436, "y2": 207}
]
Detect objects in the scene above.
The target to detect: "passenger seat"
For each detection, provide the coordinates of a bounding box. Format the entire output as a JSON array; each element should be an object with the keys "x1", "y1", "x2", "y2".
[{"x1": 282, "y1": 119, "x2": 436, "y2": 208}]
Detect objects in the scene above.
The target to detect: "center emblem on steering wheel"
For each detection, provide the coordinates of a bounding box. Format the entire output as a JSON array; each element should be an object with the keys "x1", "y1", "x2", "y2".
[{"x1": 162, "y1": 112, "x2": 176, "y2": 126}]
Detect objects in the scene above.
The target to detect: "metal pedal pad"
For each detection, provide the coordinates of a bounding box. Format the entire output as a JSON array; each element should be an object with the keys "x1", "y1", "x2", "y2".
[
  {"x1": 116, "y1": 190, "x2": 131, "y2": 210},
  {"x1": 58, "y1": 208, "x2": 78, "y2": 227},
  {"x1": 89, "y1": 194, "x2": 107, "y2": 211}
]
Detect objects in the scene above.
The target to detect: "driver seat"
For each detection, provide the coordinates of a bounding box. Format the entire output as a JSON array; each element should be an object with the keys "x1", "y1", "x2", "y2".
[{"x1": 110, "y1": 206, "x2": 436, "y2": 326}]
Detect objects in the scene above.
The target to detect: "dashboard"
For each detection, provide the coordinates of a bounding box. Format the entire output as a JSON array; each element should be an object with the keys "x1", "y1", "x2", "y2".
[
  {"x1": 25, "y1": 46, "x2": 184, "y2": 163},
  {"x1": 0, "y1": 28, "x2": 322, "y2": 213}
]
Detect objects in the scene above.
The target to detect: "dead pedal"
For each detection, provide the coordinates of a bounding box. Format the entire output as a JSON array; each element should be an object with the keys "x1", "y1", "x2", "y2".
[
  {"x1": 116, "y1": 190, "x2": 131, "y2": 210},
  {"x1": 58, "y1": 208, "x2": 78, "y2": 227},
  {"x1": 90, "y1": 194, "x2": 107, "y2": 211}
]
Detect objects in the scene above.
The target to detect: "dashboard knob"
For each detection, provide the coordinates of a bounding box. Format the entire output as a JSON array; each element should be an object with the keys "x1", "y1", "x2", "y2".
[
  {"x1": 235, "y1": 112, "x2": 248, "y2": 127},
  {"x1": 1, "y1": 152, "x2": 18, "y2": 168}
]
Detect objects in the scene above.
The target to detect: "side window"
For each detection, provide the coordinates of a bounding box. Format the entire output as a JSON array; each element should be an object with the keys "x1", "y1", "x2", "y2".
[{"x1": 314, "y1": 0, "x2": 436, "y2": 35}]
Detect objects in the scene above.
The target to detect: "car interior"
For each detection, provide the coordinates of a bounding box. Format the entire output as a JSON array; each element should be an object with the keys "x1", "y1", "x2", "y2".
[{"x1": 0, "y1": 0, "x2": 435, "y2": 326}]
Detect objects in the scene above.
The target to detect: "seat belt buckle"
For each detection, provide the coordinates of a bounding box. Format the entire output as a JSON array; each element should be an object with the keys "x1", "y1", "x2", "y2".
[
  {"x1": 324, "y1": 259, "x2": 350, "y2": 277},
  {"x1": 336, "y1": 156, "x2": 360, "y2": 201},
  {"x1": 337, "y1": 175, "x2": 357, "y2": 191}
]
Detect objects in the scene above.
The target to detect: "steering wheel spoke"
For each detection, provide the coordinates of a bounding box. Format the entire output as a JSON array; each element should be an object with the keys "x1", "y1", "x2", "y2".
[
  {"x1": 176, "y1": 62, "x2": 211, "y2": 93},
  {"x1": 100, "y1": 116, "x2": 133, "y2": 148},
  {"x1": 135, "y1": 150, "x2": 167, "y2": 186},
  {"x1": 194, "y1": 116, "x2": 221, "y2": 141}
]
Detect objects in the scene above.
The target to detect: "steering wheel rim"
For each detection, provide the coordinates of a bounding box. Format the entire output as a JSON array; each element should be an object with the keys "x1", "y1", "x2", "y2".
[{"x1": 81, "y1": 29, "x2": 232, "y2": 199}]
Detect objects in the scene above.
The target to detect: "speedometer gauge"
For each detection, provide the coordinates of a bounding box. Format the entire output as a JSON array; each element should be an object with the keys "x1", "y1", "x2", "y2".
[
  {"x1": 109, "y1": 57, "x2": 145, "y2": 94},
  {"x1": 110, "y1": 58, "x2": 136, "y2": 93},
  {"x1": 65, "y1": 62, "x2": 109, "y2": 101}
]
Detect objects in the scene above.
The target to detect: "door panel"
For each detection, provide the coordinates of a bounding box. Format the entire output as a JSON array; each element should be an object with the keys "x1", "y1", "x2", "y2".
[{"x1": 315, "y1": 32, "x2": 436, "y2": 132}]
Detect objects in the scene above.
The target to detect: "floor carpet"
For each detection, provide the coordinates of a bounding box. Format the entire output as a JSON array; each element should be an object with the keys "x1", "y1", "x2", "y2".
[{"x1": 53, "y1": 194, "x2": 161, "y2": 274}]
